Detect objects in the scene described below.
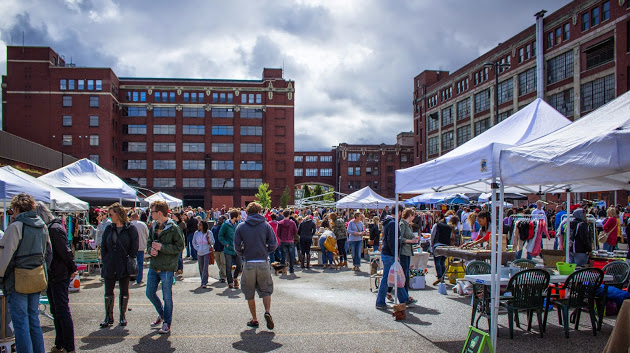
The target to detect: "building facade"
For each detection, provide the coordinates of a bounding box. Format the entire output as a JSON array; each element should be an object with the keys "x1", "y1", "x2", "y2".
[
  {"x1": 413, "y1": 0, "x2": 629, "y2": 163},
  {"x1": 2, "y1": 46, "x2": 295, "y2": 208}
]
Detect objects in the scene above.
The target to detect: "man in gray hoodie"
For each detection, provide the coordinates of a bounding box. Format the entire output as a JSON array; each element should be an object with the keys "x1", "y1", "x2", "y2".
[{"x1": 234, "y1": 202, "x2": 278, "y2": 330}]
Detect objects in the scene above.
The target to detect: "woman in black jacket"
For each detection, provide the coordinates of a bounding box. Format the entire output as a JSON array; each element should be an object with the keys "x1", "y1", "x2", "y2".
[
  {"x1": 100, "y1": 203, "x2": 139, "y2": 328},
  {"x1": 36, "y1": 202, "x2": 77, "y2": 353}
]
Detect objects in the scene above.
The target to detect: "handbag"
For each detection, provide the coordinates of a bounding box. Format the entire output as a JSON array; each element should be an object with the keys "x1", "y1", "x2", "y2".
[
  {"x1": 114, "y1": 227, "x2": 139, "y2": 277},
  {"x1": 598, "y1": 227, "x2": 614, "y2": 244},
  {"x1": 13, "y1": 223, "x2": 48, "y2": 294},
  {"x1": 209, "y1": 248, "x2": 215, "y2": 265}
]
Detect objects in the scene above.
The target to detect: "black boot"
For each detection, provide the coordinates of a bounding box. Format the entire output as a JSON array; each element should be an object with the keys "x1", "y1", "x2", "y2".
[
  {"x1": 100, "y1": 295, "x2": 114, "y2": 328},
  {"x1": 119, "y1": 295, "x2": 129, "y2": 326},
  {"x1": 306, "y1": 254, "x2": 311, "y2": 269}
]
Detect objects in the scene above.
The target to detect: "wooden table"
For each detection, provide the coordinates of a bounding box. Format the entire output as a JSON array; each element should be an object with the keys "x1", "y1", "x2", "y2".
[{"x1": 434, "y1": 247, "x2": 516, "y2": 265}]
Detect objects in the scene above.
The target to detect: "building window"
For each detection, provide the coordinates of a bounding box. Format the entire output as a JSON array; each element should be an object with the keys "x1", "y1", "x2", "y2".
[
  {"x1": 123, "y1": 142, "x2": 146, "y2": 152},
  {"x1": 602, "y1": 1, "x2": 610, "y2": 21},
  {"x1": 585, "y1": 38, "x2": 614, "y2": 70},
  {"x1": 441, "y1": 106, "x2": 453, "y2": 126},
  {"x1": 241, "y1": 161, "x2": 263, "y2": 171},
  {"x1": 131, "y1": 177, "x2": 147, "y2": 187},
  {"x1": 441, "y1": 131, "x2": 454, "y2": 151},
  {"x1": 212, "y1": 108, "x2": 234, "y2": 118},
  {"x1": 241, "y1": 143, "x2": 263, "y2": 153},
  {"x1": 60, "y1": 79, "x2": 67, "y2": 90},
  {"x1": 241, "y1": 178, "x2": 262, "y2": 188},
  {"x1": 456, "y1": 125, "x2": 471, "y2": 146},
  {"x1": 95, "y1": 80, "x2": 102, "y2": 91},
  {"x1": 582, "y1": 12, "x2": 590, "y2": 31},
  {"x1": 474, "y1": 89, "x2": 490, "y2": 113},
  {"x1": 305, "y1": 156, "x2": 318, "y2": 162},
  {"x1": 240, "y1": 126, "x2": 263, "y2": 136},
  {"x1": 497, "y1": 78, "x2": 513, "y2": 104},
  {"x1": 182, "y1": 125, "x2": 205, "y2": 135},
  {"x1": 62, "y1": 135, "x2": 72, "y2": 146},
  {"x1": 294, "y1": 168, "x2": 304, "y2": 177},
  {"x1": 154, "y1": 160, "x2": 176, "y2": 170},
  {"x1": 89, "y1": 154, "x2": 99, "y2": 164},
  {"x1": 348, "y1": 167, "x2": 354, "y2": 176},
  {"x1": 183, "y1": 160, "x2": 205, "y2": 170},
  {"x1": 125, "y1": 124, "x2": 146, "y2": 134},
  {"x1": 68, "y1": 80, "x2": 75, "y2": 90},
  {"x1": 154, "y1": 107, "x2": 176, "y2": 117},
  {"x1": 581, "y1": 74, "x2": 615, "y2": 112},
  {"x1": 87, "y1": 80, "x2": 94, "y2": 90},
  {"x1": 169, "y1": 92, "x2": 175, "y2": 102},
  {"x1": 124, "y1": 160, "x2": 146, "y2": 170},
  {"x1": 89, "y1": 96, "x2": 99, "y2": 107},
  {"x1": 123, "y1": 106, "x2": 147, "y2": 117},
  {"x1": 555, "y1": 27, "x2": 562, "y2": 45},
  {"x1": 563, "y1": 23, "x2": 570, "y2": 41},
  {"x1": 352, "y1": 167, "x2": 360, "y2": 176},
  {"x1": 212, "y1": 126, "x2": 234, "y2": 135},
  {"x1": 62, "y1": 96, "x2": 72, "y2": 107},
  {"x1": 474, "y1": 118, "x2": 491, "y2": 136},
  {"x1": 457, "y1": 98, "x2": 470, "y2": 121},
  {"x1": 518, "y1": 68, "x2": 537, "y2": 96},
  {"x1": 183, "y1": 143, "x2": 204, "y2": 153},
  {"x1": 427, "y1": 136, "x2": 439, "y2": 155},
  {"x1": 547, "y1": 88, "x2": 574, "y2": 117},
  {"x1": 183, "y1": 92, "x2": 189, "y2": 102},
  {"x1": 89, "y1": 115, "x2": 99, "y2": 127},
  {"x1": 212, "y1": 143, "x2": 234, "y2": 153},
  {"x1": 373, "y1": 167, "x2": 379, "y2": 176},
  {"x1": 592, "y1": 7, "x2": 600, "y2": 27},
  {"x1": 518, "y1": 48, "x2": 524, "y2": 63},
  {"x1": 348, "y1": 153, "x2": 361, "y2": 162},
  {"x1": 182, "y1": 108, "x2": 205, "y2": 118},
  {"x1": 62, "y1": 115, "x2": 72, "y2": 127},
  {"x1": 212, "y1": 178, "x2": 234, "y2": 188},
  {"x1": 89, "y1": 135, "x2": 99, "y2": 146},
  {"x1": 241, "y1": 108, "x2": 263, "y2": 118},
  {"x1": 320, "y1": 155, "x2": 332, "y2": 162},
  {"x1": 294, "y1": 156, "x2": 303, "y2": 162},
  {"x1": 77, "y1": 80, "x2": 84, "y2": 90},
  {"x1": 305, "y1": 168, "x2": 318, "y2": 177},
  {"x1": 547, "y1": 51, "x2": 574, "y2": 84},
  {"x1": 154, "y1": 125, "x2": 176, "y2": 135},
  {"x1": 497, "y1": 110, "x2": 513, "y2": 124},
  {"x1": 547, "y1": 32, "x2": 554, "y2": 49},
  {"x1": 367, "y1": 153, "x2": 379, "y2": 163},
  {"x1": 154, "y1": 178, "x2": 176, "y2": 188},
  {"x1": 401, "y1": 154, "x2": 408, "y2": 163},
  {"x1": 183, "y1": 178, "x2": 205, "y2": 188},
  {"x1": 320, "y1": 168, "x2": 332, "y2": 177},
  {"x1": 428, "y1": 112, "x2": 439, "y2": 131},
  {"x1": 525, "y1": 45, "x2": 531, "y2": 60},
  {"x1": 153, "y1": 142, "x2": 176, "y2": 152}
]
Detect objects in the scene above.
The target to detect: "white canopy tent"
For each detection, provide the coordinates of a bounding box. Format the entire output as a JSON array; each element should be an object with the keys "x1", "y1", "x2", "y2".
[
  {"x1": 477, "y1": 192, "x2": 526, "y2": 203},
  {"x1": 1, "y1": 167, "x2": 51, "y2": 230},
  {"x1": 336, "y1": 186, "x2": 395, "y2": 209},
  {"x1": 1, "y1": 166, "x2": 88, "y2": 212},
  {"x1": 145, "y1": 192, "x2": 183, "y2": 209},
  {"x1": 404, "y1": 192, "x2": 452, "y2": 205},
  {"x1": 38, "y1": 159, "x2": 137, "y2": 203}
]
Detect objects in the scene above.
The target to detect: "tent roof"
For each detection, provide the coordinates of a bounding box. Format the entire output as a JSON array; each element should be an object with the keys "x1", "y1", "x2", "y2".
[
  {"x1": 336, "y1": 186, "x2": 395, "y2": 209},
  {"x1": 1, "y1": 166, "x2": 88, "y2": 211},
  {"x1": 0, "y1": 168, "x2": 51, "y2": 204},
  {"x1": 145, "y1": 192, "x2": 183, "y2": 208},
  {"x1": 404, "y1": 192, "x2": 453, "y2": 205},
  {"x1": 38, "y1": 159, "x2": 137, "y2": 202},
  {"x1": 395, "y1": 99, "x2": 572, "y2": 194},
  {"x1": 500, "y1": 91, "x2": 630, "y2": 192}
]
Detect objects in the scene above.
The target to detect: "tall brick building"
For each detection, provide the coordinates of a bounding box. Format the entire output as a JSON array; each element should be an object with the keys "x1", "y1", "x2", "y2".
[
  {"x1": 413, "y1": 0, "x2": 629, "y2": 163},
  {"x1": 2, "y1": 46, "x2": 295, "y2": 208}
]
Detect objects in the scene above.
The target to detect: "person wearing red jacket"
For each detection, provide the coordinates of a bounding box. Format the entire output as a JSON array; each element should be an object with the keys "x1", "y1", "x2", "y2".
[{"x1": 276, "y1": 210, "x2": 298, "y2": 274}]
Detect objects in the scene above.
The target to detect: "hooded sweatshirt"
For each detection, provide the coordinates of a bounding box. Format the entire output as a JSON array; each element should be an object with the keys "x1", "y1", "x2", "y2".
[
  {"x1": 234, "y1": 213, "x2": 278, "y2": 261},
  {"x1": 277, "y1": 218, "x2": 298, "y2": 244},
  {"x1": 570, "y1": 209, "x2": 592, "y2": 254},
  {"x1": 298, "y1": 218, "x2": 317, "y2": 239},
  {"x1": 380, "y1": 215, "x2": 398, "y2": 257}
]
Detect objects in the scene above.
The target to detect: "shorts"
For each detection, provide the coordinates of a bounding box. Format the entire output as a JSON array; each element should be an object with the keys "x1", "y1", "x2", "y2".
[{"x1": 241, "y1": 261, "x2": 273, "y2": 300}]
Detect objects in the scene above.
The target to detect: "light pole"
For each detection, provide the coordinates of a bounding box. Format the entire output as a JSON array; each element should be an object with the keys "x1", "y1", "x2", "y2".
[
  {"x1": 483, "y1": 62, "x2": 511, "y2": 124},
  {"x1": 52, "y1": 135, "x2": 64, "y2": 167}
]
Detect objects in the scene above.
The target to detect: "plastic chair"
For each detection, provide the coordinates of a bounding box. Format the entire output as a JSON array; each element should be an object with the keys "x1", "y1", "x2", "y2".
[
  {"x1": 500, "y1": 269, "x2": 550, "y2": 338},
  {"x1": 466, "y1": 261, "x2": 491, "y2": 326},
  {"x1": 512, "y1": 259, "x2": 537, "y2": 270},
  {"x1": 543, "y1": 268, "x2": 604, "y2": 338},
  {"x1": 595, "y1": 260, "x2": 630, "y2": 330}
]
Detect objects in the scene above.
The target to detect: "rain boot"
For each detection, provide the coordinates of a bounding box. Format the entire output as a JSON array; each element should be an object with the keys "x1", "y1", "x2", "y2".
[
  {"x1": 100, "y1": 295, "x2": 114, "y2": 328},
  {"x1": 119, "y1": 295, "x2": 129, "y2": 326},
  {"x1": 306, "y1": 254, "x2": 311, "y2": 269}
]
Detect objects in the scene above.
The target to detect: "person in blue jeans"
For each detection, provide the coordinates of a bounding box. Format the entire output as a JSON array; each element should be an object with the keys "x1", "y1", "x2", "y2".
[
  {"x1": 376, "y1": 214, "x2": 416, "y2": 308},
  {"x1": 319, "y1": 230, "x2": 335, "y2": 268},
  {"x1": 146, "y1": 200, "x2": 185, "y2": 334},
  {"x1": 347, "y1": 212, "x2": 367, "y2": 271},
  {"x1": 0, "y1": 193, "x2": 50, "y2": 353}
]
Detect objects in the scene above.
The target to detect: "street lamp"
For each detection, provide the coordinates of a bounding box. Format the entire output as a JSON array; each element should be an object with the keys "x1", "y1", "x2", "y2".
[{"x1": 483, "y1": 62, "x2": 511, "y2": 124}]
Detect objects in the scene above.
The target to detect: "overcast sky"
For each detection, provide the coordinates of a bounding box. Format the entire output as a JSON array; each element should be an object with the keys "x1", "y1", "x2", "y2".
[{"x1": 0, "y1": 0, "x2": 570, "y2": 151}]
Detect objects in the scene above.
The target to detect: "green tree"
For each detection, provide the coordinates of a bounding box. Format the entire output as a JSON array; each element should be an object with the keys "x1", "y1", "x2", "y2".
[
  {"x1": 303, "y1": 185, "x2": 312, "y2": 199},
  {"x1": 255, "y1": 183, "x2": 272, "y2": 209},
  {"x1": 313, "y1": 185, "x2": 323, "y2": 201},
  {"x1": 280, "y1": 186, "x2": 291, "y2": 208}
]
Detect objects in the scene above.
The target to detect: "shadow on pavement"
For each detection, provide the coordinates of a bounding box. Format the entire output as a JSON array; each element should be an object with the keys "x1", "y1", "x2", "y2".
[
  {"x1": 232, "y1": 329, "x2": 282, "y2": 353},
  {"x1": 216, "y1": 288, "x2": 242, "y2": 299},
  {"x1": 79, "y1": 326, "x2": 129, "y2": 351},
  {"x1": 407, "y1": 305, "x2": 440, "y2": 316},
  {"x1": 132, "y1": 331, "x2": 175, "y2": 353},
  {"x1": 189, "y1": 287, "x2": 213, "y2": 294}
]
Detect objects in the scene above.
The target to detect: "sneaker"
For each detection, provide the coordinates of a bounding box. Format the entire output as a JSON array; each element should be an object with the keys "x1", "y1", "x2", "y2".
[
  {"x1": 158, "y1": 323, "x2": 171, "y2": 334},
  {"x1": 150, "y1": 315, "x2": 163, "y2": 328},
  {"x1": 386, "y1": 294, "x2": 394, "y2": 303},
  {"x1": 176, "y1": 270, "x2": 183, "y2": 275},
  {"x1": 406, "y1": 298, "x2": 418, "y2": 306},
  {"x1": 233, "y1": 278, "x2": 240, "y2": 289},
  {"x1": 49, "y1": 347, "x2": 64, "y2": 353},
  {"x1": 219, "y1": 279, "x2": 226, "y2": 283},
  {"x1": 375, "y1": 304, "x2": 388, "y2": 310},
  {"x1": 264, "y1": 312, "x2": 274, "y2": 330}
]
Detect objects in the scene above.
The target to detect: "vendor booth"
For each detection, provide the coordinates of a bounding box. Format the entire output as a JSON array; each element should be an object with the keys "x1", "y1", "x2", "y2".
[
  {"x1": 336, "y1": 186, "x2": 396, "y2": 209},
  {"x1": 144, "y1": 191, "x2": 183, "y2": 209}
]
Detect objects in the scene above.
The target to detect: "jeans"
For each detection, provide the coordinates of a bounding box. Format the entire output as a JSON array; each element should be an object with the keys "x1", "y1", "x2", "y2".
[
  {"x1": 319, "y1": 237, "x2": 333, "y2": 265},
  {"x1": 400, "y1": 254, "x2": 411, "y2": 291},
  {"x1": 178, "y1": 253, "x2": 183, "y2": 271},
  {"x1": 603, "y1": 242, "x2": 615, "y2": 252},
  {"x1": 269, "y1": 247, "x2": 283, "y2": 264},
  {"x1": 47, "y1": 279, "x2": 74, "y2": 352},
  {"x1": 136, "y1": 251, "x2": 145, "y2": 284},
  {"x1": 569, "y1": 252, "x2": 589, "y2": 266},
  {"x1": 516, "y1": 249, "x2": 533, "y2": 260},
  {"x1": 376, "y1": 254, "x2": 409, "y2": 306},
  {"x1": 554, "y1": 236, "x2": 559, "y2": 250},
  {"x1": 337, "y1": 239, "x2": 347, "y2": 262},
  {"x1": 7, "y1": 291, "x2": 45, "y2": 353},
  {"x1": 198, "y1": 253, "x2": 210, "y2": 285},
  {"x1": 348, "y1": 240, "x2": 362, "y2": 267},
  {"x1": 187, "y1": 234, "x2": 197, "y2": 260},
  {"x1": 280, "y1": 242, "x2": 295, "y2": 272},
  {"x1": 434, "y1": 256, "x2": 446, "y2": 280},
  {"x1": 146, "y1": 269, "x2": 174, "y2": 324},
  {"x1": 224, "y1": 253, "x2": 242, "y2": 285}
]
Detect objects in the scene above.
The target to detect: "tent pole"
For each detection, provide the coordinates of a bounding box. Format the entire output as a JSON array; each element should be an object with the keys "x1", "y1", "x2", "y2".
[
  {"x1": 496, "y1": 182, "x2": 505, "y2": 346},
  {"x1": 3, "y1": 198, "x2": 6, "y2": 231},
  {"x1": 566, "y1": 189, "x2": 571, "y2": 263},
  {"x1": 394, "y1": 194, "x2": 399, "y2": 304},
  {"x1": 490, "y1": 179, "x2": 498, "y2": 351}
]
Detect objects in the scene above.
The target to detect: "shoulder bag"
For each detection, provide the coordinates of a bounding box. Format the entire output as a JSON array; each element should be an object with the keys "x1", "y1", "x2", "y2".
[
  {"x1": 14, "y1": 223, "x2": 48, "y2": 294},
  {"x1": 115, "y1": 227, "x2": 138, "y2": 278},
  {"x1": 598, "y1": 226, "x2": 615, "y2": 244}
]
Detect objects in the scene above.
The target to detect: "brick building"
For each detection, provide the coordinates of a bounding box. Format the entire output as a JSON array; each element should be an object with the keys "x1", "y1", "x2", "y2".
[
  {"x1": 2, "y1": 46, "x2": 295, "y2": 208},
  {"x1": 413, "y1": 0, "x2": 629, "y2": 163}
]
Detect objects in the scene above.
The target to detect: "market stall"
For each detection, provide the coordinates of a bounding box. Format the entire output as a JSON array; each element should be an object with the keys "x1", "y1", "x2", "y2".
[
  {"x1": 336, "y1": 186, "x2": 395, "y2": 209},
  {"x1": 144, "y1": 191, "x2": 183, "y2": 209},
  {"x1": 0, "y1": 167, "x2": 51, "y2": 229}
]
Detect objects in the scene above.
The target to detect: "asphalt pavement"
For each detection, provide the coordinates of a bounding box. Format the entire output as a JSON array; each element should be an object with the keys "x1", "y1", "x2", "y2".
[{"x1": 40, "y1": 251, "x2": 617, "y2": 353}]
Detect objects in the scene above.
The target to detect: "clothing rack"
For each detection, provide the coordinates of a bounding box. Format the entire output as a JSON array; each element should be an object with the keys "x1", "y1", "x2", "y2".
[
  {"x1": 507, "y1": 214, "x2": 546, "y2": 246},
  {"x1": 559, "y1": 214, "x2": 598, "y2": 250}
]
